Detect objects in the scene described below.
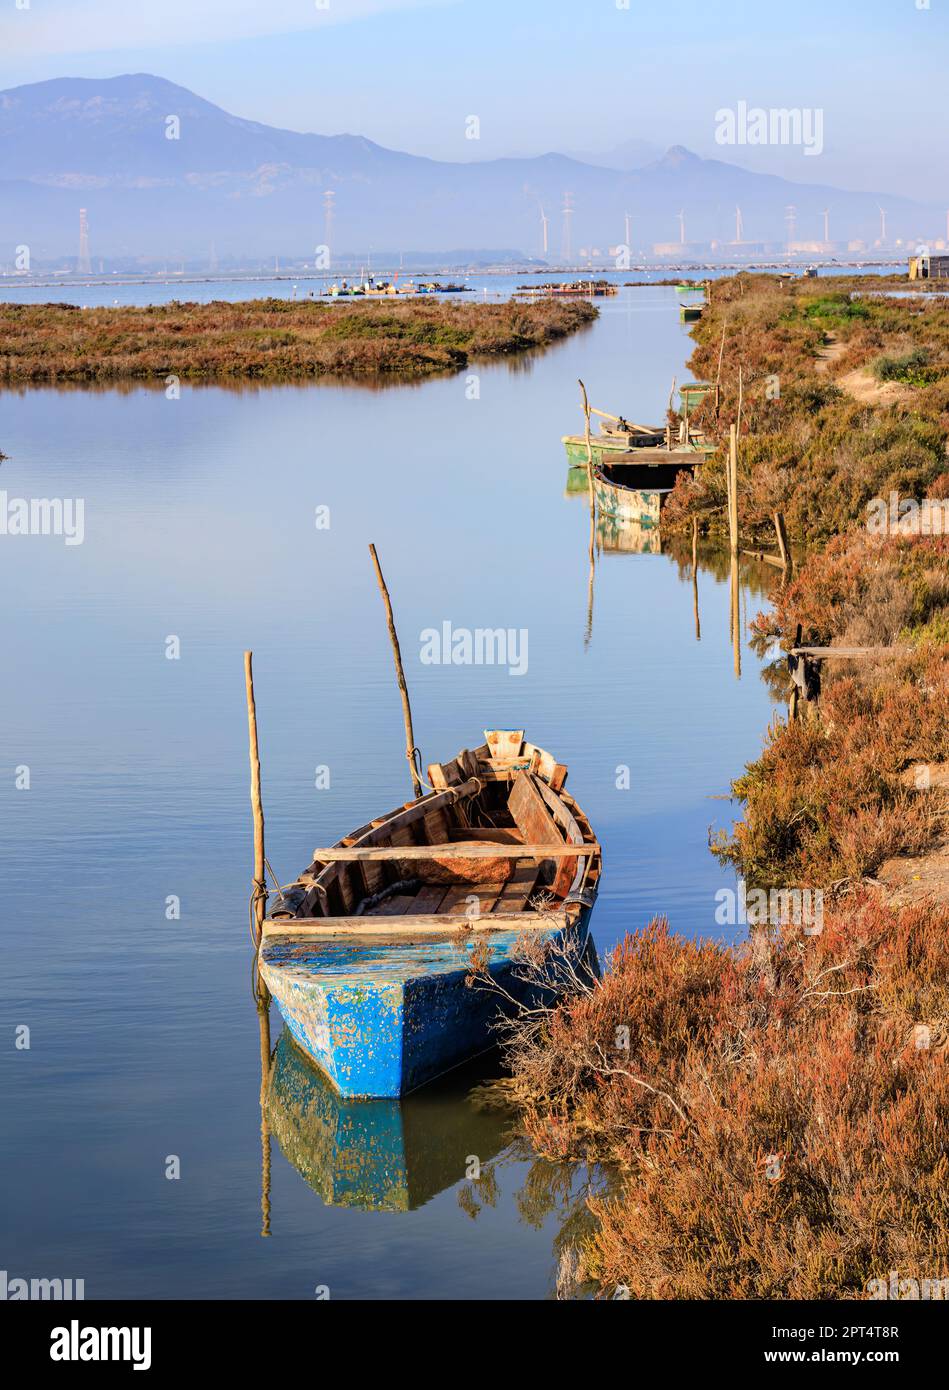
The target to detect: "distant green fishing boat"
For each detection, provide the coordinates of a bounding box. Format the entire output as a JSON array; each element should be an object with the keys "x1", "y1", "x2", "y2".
[
  {"x1": 680, "y1": 380, "x2": 713, "y2": 411},
  {"x1": 562, "y1": 417, "x2": 664, "y2": 467}
]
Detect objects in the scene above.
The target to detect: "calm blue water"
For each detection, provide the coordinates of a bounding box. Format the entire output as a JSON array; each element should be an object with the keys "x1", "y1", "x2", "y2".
[
  {"x1": 0, "y1": 287, "x2": 779, "y2": 1298},
  {"x1": 0, "y1": 262, "x2": 897, "y2": 308}
]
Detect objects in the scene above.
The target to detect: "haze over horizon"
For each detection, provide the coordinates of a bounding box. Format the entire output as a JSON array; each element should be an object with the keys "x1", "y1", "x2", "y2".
[
  {"x1": 1, "y1": 0, "x2": 947, "y2": 204},
  {"x1": 1, "y1": 69, "x2": 943, "y2": 264}
]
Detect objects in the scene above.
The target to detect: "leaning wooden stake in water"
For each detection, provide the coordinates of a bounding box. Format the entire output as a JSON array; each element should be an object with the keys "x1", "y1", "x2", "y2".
[
  {"x1": 244, "y1": 651, "x2": 268, "y2": 946},
  {"x1": 369, "y1": 543, "x2": 423, "y2": 799},
  {"x1": 578, "y1": 379, "x2": 597, "y2": 648}
]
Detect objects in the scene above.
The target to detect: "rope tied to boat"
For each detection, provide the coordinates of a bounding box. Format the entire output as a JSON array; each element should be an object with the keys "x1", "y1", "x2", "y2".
[
  {"x1": 248, "y1": 858, "x2": 286, "y2": 945},
  {"x1": 248, "y1": 877, "x2": 268, "y2": 946},
  {"x1": 408, "y1": 745, "x2": 434, "y2": 794}
]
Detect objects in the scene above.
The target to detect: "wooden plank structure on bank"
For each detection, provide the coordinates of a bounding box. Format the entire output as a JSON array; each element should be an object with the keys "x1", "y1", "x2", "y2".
[{"x1": 786, "y1": 623, "x2": 909, "y2": 719}]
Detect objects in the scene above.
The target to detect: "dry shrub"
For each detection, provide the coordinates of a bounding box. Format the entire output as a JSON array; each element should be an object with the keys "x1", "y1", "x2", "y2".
[
  {"x1": 496, "y1": 905, "x2": 949, "y2": 1299},
  {"x1": 715, "y1": 653, "x2": 949, "y2": 887},
  {"x1": 755, "y1": 532, "x2": 949, "y2": 650},
  {"x1": 676, "y1": 275, "x2": 949, "y2": 544},
  {"x1": 0, "y1": 297, "x2": 596, "y2": 384}
]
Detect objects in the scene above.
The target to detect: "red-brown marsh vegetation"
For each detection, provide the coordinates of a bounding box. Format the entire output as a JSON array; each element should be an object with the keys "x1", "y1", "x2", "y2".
[
  {"x1": 480, "y1": 903, "x2": 949, "y2": 1298},
  {"x1": 0, "y1": 296, "x2": 596, "y2": 384},
  {"x1": 485, "y1": 273, "x2": 949, "y2": 1298}
]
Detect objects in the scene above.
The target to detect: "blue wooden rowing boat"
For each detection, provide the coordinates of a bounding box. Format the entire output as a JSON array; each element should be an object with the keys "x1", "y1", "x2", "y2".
[{"x1": 258, "y1": 732, "x2": 601, "y2": 1098}]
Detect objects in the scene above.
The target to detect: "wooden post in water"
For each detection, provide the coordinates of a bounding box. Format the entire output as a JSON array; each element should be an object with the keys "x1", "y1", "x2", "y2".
[
  {"x1": 244, "y1": 651, "x2": 267, "y2": 947},
  {"x1": 578, "y1": 379, "x2": 597, "y2": 649},
  {"x1": 369, "y1": 543, "x2": 424, "y2": 800},
  {"x1": 728, "y1": 423, "x2": 739, "y2": 555},
  {"x1": 578, "y1": 379, "x2": 593, "y2": 471},
  {"x1": 691, "y1": 514, "x2": 701, "y2": 642}
]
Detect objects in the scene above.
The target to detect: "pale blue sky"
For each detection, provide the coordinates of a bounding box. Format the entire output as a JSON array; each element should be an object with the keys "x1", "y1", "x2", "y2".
[{"x1": 1, "y1": 0, "x2": 946, "y2": 199}]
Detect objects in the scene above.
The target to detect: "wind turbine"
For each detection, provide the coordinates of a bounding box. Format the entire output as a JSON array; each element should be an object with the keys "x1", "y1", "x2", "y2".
[
  {"x1": 877, "y1": 206, "x2": 888, "y2": 244},
  {"x1": 624, "y1": 211, "x2": 631, "y2": 249},
  {"x1": 539, "y1": 204, "x2": 549, "y2": 256},
  {"x1": 822, "y1": 208, "x2": 830, "y2": 244},
  {"x1": 735, "y1": 205, "x2": 744, "y2": 241},
  {"x1": 677, "y1": 209, "x2": 686, "y2": 245}
]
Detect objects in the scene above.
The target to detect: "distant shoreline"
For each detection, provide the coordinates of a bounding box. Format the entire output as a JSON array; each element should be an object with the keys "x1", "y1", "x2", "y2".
[{"x1": 0, "y1": 260, "x2": 907, "y2": 296}]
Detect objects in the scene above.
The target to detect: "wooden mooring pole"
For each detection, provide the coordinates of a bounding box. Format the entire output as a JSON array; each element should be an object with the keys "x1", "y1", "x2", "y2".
[
  {"x1": 691, "y1": 514, "x2": 701, "y2": 643},
  {"x1": 244, "y1": 650, "x2": 267, "y2": 947},
  {"x1": 578, "y1": 379, "x2": 597, "y2": 649},
  {"x1": 728, "y1": 423, "x2": 739, "y2": 555},
  {"x1": 369, "y1": 543, "x2": 424, "y2": 800}
]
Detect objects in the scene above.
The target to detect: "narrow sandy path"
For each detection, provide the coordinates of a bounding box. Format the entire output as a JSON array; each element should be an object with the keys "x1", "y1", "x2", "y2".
[{"x1": 816, "y1": 330, "x2": 910, "y2": 405}]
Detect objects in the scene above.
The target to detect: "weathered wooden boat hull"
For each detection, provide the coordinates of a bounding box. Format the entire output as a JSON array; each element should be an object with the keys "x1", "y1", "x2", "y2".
[
  {"x1": 259, "y1": 734, "x2": 601, "y2": 1098},
  {"x1": 261, "y1": 914, "x2": 596, "y2": 1099},
  {"x1": 591, "y1": 452, "x2": 695, "y2": 528},
  {"x1": 266, "y1": 1031, "x2": 509, "y2": 1211},
  {"x1": 593, "y1": 470, "x2": 664, "y2": 527}
]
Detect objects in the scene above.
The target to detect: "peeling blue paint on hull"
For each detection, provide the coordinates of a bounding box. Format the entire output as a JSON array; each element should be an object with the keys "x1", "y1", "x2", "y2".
[{"x1": 259, "y1": 920, "x2": 598, "y2": 1098}]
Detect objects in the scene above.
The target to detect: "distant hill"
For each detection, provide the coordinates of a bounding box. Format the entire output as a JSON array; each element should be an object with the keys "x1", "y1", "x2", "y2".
[{"x1": 0, "y1": 74, "x2": 938, "y2": 262}]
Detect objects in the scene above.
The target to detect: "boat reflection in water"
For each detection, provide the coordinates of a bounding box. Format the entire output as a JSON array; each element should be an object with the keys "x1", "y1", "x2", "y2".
[
  {"x1": 595, "y1": 508, "x2": 660, "y2": 555},
  {"x1": 266, "y1": 1030, "x2": 510, "y2": 1213},
  {"x1": 565, "y1": 466, "x2": 661, "y2": 555}
]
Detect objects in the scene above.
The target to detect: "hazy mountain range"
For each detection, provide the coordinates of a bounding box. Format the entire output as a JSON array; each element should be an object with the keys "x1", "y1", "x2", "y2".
[{"x1": 0, "y1": 74, "x2": 939, "y2": 264}]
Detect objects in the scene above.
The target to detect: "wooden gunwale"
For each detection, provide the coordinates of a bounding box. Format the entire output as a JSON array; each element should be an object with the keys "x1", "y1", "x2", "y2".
[{"x1": 309, "y1": 842, "x2": 598, "y2": 861}]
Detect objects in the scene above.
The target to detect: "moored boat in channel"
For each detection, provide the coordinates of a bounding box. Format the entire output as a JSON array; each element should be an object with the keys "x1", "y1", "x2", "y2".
[{"x1": 258, "y1": 731, "x2": 601, "y2": 1099}]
